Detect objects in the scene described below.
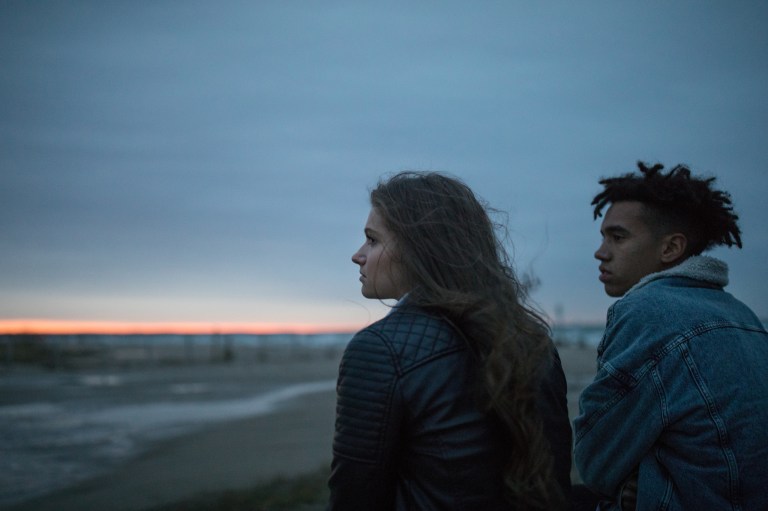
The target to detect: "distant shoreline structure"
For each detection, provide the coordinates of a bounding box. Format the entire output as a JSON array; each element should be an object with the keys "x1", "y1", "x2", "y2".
[
  {"x1": 0, "y1": 326, "x2": 609, "y2": 370},
  {"x1": 2, "y1": 319, "x2": 764, "y2": 352}
]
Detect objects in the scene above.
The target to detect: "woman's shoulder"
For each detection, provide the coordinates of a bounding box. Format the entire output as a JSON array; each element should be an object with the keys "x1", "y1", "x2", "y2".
[{"x1": 356, "y1": 307, "x2": 465, "y2": 363}]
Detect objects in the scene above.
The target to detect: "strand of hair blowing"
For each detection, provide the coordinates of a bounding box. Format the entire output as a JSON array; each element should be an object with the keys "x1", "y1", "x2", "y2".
[{"x1": 371, "y1": 172, "x2": 565, "y2": 510}]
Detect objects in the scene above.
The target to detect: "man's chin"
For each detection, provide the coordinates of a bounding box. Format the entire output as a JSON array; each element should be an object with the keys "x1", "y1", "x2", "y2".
[{"x1": 604, "y1": 285, "x2": 627, "y2": 298}]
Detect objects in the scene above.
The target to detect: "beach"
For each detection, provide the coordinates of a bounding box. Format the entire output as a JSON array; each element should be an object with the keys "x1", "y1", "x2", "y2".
[{"x1": 1, "y1": 340, "x2": 597, "y2": 511}]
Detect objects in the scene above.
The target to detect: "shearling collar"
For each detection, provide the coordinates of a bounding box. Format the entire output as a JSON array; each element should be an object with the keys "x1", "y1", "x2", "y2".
[{"x1": 627, "y1": 255, "x2": 729, "y2": 296}]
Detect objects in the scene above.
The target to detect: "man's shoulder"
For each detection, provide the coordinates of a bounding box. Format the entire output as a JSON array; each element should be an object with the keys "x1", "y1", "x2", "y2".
[
  {"x1": 603, "y1": 272, "x2": 764, "y2": 364},
  {"x1": 616, "y1": 269, "x2": 756, "y2": 326}
]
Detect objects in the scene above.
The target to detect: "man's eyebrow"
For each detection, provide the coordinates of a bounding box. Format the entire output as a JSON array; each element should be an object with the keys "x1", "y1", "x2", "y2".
[{"x1": 602, "y1": 225, "x2": 631, "y2": 235}]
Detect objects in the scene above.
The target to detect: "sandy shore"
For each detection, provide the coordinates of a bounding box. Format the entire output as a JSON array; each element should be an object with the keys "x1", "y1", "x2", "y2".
[{"x1": 5, "y1": 343, "x2": 596, "y2": 511}]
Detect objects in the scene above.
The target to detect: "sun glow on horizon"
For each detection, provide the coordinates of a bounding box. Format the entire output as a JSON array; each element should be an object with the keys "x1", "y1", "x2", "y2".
[{"x1": 0, "y1": 319, "x2": 363, "y2": 336}]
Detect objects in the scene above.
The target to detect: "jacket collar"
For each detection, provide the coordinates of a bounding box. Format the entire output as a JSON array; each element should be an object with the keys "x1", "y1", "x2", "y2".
[
  {"x1": 626, "y1": 255, "x2": 729, "y2": 296},
  {"x1": 386, "y1": 292, "x2": 411, "y2": 316}
]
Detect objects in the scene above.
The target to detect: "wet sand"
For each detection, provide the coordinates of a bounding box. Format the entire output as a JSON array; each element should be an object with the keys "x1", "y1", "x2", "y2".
[{"x1": 6, "y1": 344, "x2": 596, "y2": 511}]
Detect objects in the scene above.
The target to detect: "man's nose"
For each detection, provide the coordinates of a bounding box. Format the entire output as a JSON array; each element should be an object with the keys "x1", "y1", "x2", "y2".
[{"x1": 594, "y1": 242, "x2": 608, "y2": 261}]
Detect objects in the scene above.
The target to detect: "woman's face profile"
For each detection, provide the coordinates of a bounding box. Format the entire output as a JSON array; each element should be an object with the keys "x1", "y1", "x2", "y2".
[{"x1": 351, "y1": 208, "x2": 406, "y2": 300}]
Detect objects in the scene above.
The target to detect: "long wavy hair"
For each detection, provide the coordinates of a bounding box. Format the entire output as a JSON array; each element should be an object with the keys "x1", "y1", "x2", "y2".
[{"x1": 370, "y1": 171, "x2": 562, "y2": 510}]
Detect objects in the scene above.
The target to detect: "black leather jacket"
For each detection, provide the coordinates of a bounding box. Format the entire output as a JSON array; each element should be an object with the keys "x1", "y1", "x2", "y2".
[{"x1": 328, "y1": 305, "x2": 572, "y2": 510}]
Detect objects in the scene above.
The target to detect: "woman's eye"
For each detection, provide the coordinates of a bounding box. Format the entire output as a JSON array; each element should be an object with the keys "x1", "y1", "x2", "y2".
[{"x1": 366, "y1": 236, "x2": 376, "y2": 244}]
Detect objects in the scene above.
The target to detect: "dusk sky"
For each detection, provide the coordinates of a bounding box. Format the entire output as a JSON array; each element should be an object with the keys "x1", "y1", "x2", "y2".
[{"x1": 2, "y1": 2, "x2": 767, "y2": 333}]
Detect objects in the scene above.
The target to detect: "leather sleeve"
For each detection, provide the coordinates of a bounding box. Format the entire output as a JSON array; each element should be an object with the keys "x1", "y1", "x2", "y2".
[
  {"x1": 327, "y1": 328, "x2": 404, "y2": 511},
  {"x1": 537, "y1": 346, "x2": 574, "y2": 505}
]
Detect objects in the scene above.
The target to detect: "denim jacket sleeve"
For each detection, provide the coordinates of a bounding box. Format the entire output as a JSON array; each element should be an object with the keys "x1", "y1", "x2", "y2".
[
  {"x1": 573, "y1": 299, "x2": 667, "y2": 498},
  {"x1": 327, "y1": 328, "x2": 403, "y2": 511}
]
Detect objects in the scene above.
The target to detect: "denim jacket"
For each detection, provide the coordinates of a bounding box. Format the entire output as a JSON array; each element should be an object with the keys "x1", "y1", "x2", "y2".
[{"x1": 574, "y1": 256, "x2": 768, "y2": 510}]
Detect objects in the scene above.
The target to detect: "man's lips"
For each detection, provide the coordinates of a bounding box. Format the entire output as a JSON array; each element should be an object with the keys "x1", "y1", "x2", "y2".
[{"x1": 598, "y1": 267, "x2": 610, "y2": 282}]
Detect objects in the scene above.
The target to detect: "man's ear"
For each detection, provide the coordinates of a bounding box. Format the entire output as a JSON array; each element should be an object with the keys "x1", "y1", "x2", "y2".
[{"x1": 661, "y1": 233, "x2": 687, "y2": 264}]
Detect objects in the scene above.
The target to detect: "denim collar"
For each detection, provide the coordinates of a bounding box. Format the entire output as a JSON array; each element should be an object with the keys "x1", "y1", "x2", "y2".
[{"x1": 626, "y1": 255, "x2": 729, "y2": 296}]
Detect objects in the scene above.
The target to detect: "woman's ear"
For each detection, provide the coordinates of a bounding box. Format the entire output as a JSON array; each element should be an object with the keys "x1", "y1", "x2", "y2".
[{"x1": 660, "y1": 233, "x2": 687, "y2": 264}]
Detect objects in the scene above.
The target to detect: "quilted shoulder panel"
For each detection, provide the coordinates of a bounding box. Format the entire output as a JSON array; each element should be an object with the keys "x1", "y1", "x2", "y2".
[{"x1": 374, "y1": 309, "x2": 464, "y2": 372}]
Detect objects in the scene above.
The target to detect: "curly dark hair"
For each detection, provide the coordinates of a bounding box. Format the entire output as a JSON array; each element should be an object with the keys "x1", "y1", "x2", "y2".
[
  {"x1": 591, "y1": 161, "x2": 742, "y2": 256},
  {"x1": 371, "y1": 171, "x2": 564, "y2": 510}
]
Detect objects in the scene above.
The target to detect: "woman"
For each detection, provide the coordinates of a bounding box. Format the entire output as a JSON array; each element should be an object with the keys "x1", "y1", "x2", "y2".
[{"x1": 328, "y1": 172, "x2": 572, "y2": 510}]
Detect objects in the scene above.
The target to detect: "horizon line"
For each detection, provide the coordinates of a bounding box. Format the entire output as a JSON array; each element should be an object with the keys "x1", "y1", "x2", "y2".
[
  {"x1": 0, "y1": 319, "x2": 363, "y2": 336},
  {"x1": 0, "y1": 317, "x2": 618, "y2": 336}
]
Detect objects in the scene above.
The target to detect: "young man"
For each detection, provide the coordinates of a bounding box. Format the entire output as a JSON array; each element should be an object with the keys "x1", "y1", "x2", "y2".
[{"x1": 573, "y1": 162, "x2": 768, "y2": 510}]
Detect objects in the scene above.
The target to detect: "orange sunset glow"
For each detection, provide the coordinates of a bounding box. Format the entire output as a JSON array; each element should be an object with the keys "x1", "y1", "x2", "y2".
[{"x1": 0, "y1": 319, "x2": 362, "y2": 336}]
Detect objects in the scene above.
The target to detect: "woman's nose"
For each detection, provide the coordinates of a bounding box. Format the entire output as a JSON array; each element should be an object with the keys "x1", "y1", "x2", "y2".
[{"x1": 352, "y1": 248, "x2": 365, "y2": 265}]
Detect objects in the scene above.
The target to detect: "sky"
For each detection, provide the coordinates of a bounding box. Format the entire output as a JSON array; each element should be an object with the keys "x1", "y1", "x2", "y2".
[{"x1": 1, "y1": 1, "x2": 767, "y2": 334}]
